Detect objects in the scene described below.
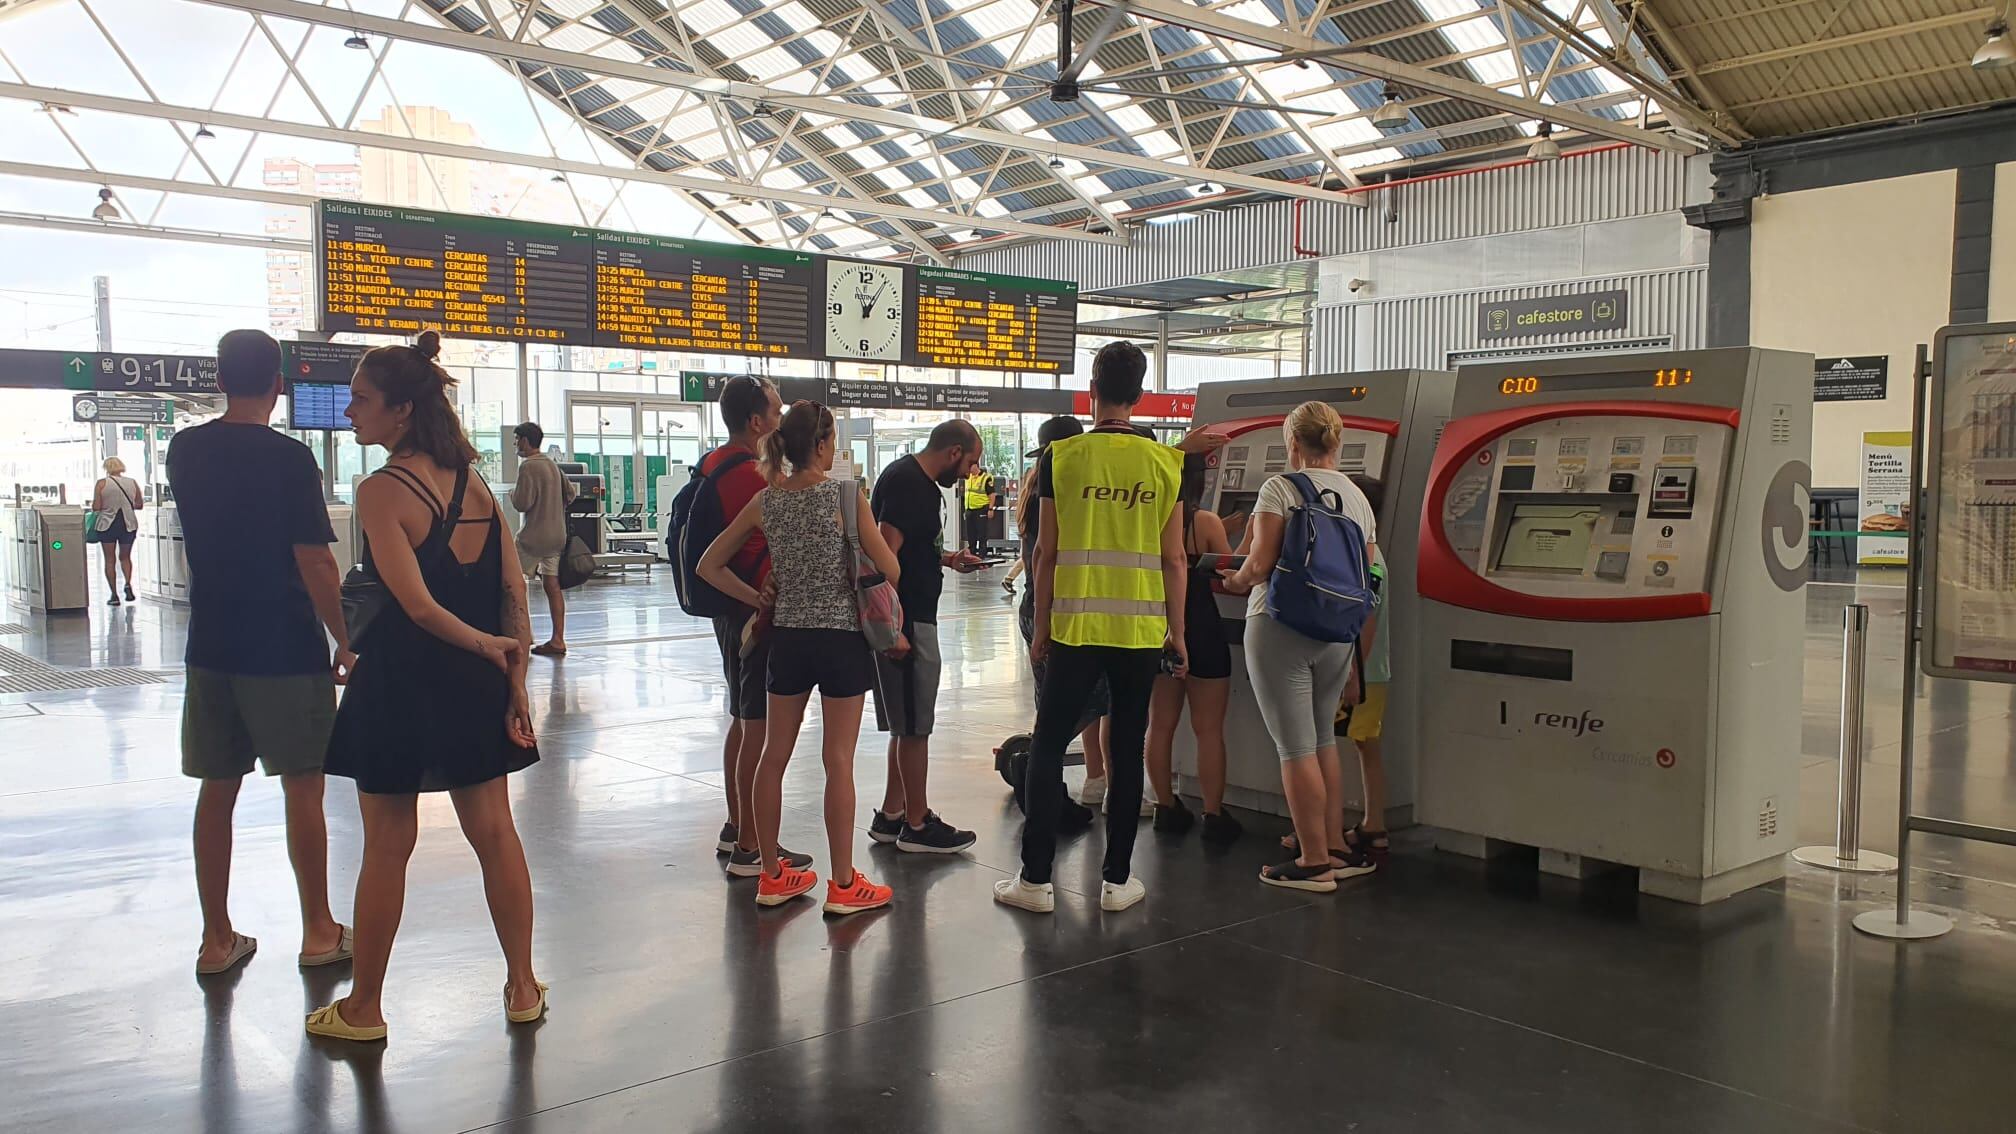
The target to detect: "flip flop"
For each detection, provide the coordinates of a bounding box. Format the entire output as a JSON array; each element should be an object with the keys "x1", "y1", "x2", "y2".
[
  {"x1": 298, "y1": 925, "x2": 354, "y2": 968},
  {"x1": 531, "y1": 643, "x2": 567, "y2": 657},
  {"x1": 195, "y1": 932, "x2": 257, "y2": 976},
  {"x1": 306, "y1": 1001, "x2": 387, "y2": 1043},
  {"x1": 505, "y1": 980, "x2": 550, "y2": 1024}
]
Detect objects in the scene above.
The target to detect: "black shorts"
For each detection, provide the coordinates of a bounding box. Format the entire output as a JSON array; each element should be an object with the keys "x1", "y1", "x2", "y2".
[
  {"x1": 711, "y1": 611, "x2": 769, "y2": 720},
  {"x1": 97, "y1": 515, "x2": 137, "y2": 548},
  {"x1": 768, "y1": 626, "x2": 876, "y2": 699},
  {"x1": 1183, "y1": 612, "x2": 1233, "y2": 680}
]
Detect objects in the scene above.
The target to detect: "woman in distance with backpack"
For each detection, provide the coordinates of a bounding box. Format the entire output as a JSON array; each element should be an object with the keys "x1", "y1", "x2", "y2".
[{"x1": 1220, "y1": 401, "x2": 1381, "y2": 893}]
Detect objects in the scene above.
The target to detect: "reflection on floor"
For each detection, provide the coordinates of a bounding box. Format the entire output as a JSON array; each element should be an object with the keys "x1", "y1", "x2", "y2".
[{"x1": 4, "y1": 565, "x2": 2016, "y2": 1133}]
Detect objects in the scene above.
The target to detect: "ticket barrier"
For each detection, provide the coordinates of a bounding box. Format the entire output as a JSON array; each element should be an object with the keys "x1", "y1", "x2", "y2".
[
  {"x1": 1415, "y1": 348, "x2": 1812, "y2": 903},
  {"x1": 1174, "y1": 369, "x2": 1456, "y2": 821},
  {"x1": 0, "y1": 505, "x2": 88, "y2": 613},
  {"x1": 138, "y1": 502, "x2": 356, "y2": 605}
]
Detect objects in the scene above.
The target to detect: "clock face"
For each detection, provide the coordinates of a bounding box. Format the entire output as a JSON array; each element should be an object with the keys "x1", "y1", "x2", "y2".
[{"x1": 824, "y1": 260, "x2": 906, "y2": 362}]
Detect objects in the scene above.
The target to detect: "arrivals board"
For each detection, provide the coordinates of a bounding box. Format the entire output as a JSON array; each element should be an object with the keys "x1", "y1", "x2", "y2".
[
  {"x1": 317, "y1": 201, "x2": 594, "y2": 342},
  {"x1": 909, "y1": 268, "x2": 1078, "y2": 373},
  {"x1": 592, "y1": 232, "x2": 815, "y2": 357}
]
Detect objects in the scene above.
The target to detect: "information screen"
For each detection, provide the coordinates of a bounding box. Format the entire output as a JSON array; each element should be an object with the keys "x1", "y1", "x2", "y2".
[
  {"x1": 289, "y1": 381, "x2": 353, "y2": 431},
  {"x1": 318, "y1": 201, "x2": 593, "y2": 342},
  {"x1": 592, "y1": 233, "x2": 816, "y2": 356},
  {"x1": 1494, "y1": 504, "x2": 1600, "y2": 573},
  {"x1": 1497, "y1": 369, "x2": 1694, "y2": 397},
  {"x1": 910, "y1": 268, "x2": 1077, "y2": 373}
]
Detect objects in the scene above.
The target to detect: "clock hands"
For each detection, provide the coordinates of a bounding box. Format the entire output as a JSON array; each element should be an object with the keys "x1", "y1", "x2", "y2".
[{"x1": 859, "y1": 276, "x2": 889, "y2": 319}]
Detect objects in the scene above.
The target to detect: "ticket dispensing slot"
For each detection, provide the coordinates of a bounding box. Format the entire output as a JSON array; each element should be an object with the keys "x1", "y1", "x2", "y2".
[{"x1": 1647, "y1": 466, "x2": 1697, "y2": 518}]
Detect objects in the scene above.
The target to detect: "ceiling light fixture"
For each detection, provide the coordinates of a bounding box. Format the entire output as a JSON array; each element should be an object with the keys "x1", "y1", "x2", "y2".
[
  {"x1": 344, "y1": 32, "x2": 369, "y2": 50},
  {"x1": 819, "y1": 207, "x2": 835, "y2": 220},
  {"x1": 1527, "y1": 122, "x2": 1562, "y2": 162},
  {"x1": 752, "y1": 102, "x2": 777, "y2": 119},
  {"x1": 1047, "y1": 155, "x2": 1065, "y2": 170},
  {"x1": 194, "y1": 124, "x2": 216, "y2": 140},
  {"x1": 549, "y1": 173, "x2": 565, "y2": 183},
  {"x1": 1975, "y1": 19, "x2": 2016, "y2": 69},
  {"x1": 91, "y1": 187, "x2": 120, "y2": 221},
  {"x1": 1371, "y1": 88, "x2": 1409, "y2": 130}
]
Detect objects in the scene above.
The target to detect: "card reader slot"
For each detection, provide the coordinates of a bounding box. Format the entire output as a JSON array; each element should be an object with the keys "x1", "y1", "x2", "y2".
[{"x1": 1450, "y1": 639, "x2": 1573, "y2": 682}]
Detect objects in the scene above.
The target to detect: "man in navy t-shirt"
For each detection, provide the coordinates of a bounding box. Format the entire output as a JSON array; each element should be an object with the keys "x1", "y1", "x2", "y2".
[{"x1": 166, "y1": 329, "x2": 353, "y2": 976}]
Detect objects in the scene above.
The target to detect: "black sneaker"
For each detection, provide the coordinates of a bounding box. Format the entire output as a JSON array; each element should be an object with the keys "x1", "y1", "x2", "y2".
[
  {"x1": 1153, "y1": 797, "x2": 1195, "y2": 834},
  {"x1": 897, "y1": 815, "x2": 977, "y2": 854},
  {"x1": 123, "y1": 585, "x2": 136, "y2": 602},
  {"x1": 717, "y1": 822, "x2": 738, "y2": 855},
  {"x1": 107, "y1": 595, "x2": 121, "y2": 607},
  {"x1": 726, "y1": 845, "x2": 814, "y2": 878},
  {"x1": 868, "y1": 809, "x2": 906, "y2": 844},
  {"x1": 1200, "y1": 810, "x2": 1244, "y2": 845}
]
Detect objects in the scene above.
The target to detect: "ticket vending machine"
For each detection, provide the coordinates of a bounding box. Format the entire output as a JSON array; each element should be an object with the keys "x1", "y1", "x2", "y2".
[
  {"x1": 1176, "y1": 369, "x2": 1455, "y2": 821},
  {"x1": 1415, "y1": 348, "x2": 1812, "y2": 903}
]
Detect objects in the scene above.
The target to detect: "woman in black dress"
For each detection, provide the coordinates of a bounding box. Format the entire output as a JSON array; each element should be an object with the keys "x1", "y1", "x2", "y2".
[{"x1": 306, "y1": 333, "x2": 542, "y2": 1043}]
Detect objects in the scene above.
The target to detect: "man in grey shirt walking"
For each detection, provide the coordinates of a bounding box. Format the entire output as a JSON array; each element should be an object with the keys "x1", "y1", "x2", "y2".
[{"x1": 511, "y1": 422, "x2": 578, "y2": 657}]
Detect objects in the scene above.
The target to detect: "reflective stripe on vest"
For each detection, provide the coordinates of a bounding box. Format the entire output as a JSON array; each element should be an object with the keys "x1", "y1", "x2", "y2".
[{"x1": 1048, "y1": 432, "x2": 1182, "y2": 649}]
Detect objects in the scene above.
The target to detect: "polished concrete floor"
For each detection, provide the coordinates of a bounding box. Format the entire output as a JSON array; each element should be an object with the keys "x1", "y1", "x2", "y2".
[{"x1": 6, "y1": 563, "x2": 2016, "y2": 1133}]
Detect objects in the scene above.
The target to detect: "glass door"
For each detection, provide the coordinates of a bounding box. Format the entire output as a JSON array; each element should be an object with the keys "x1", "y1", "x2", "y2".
[
  {"x1": 566, "y1": 394, "x2": 710, "y2": 521},
  {"x1": 639, "y1": 403, "x2": 706, "y2": 518},
  {"x1": 568, "y1": 398, "x2": 637, "y2": 512}
]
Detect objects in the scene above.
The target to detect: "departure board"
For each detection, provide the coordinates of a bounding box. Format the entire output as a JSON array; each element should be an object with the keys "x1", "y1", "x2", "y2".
[
  {"x1": 910, "y1": 268, "x2": 1078, "y2": 373},
  {"x1": 591, "y1": 233, "x2": 815, "y2": 357},
  {"x1": 317, "y1": 200, "x2": 593, "y2": 342}
]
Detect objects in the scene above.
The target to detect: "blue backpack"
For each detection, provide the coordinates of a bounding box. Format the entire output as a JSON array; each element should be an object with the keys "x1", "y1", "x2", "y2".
[
  {"x1": 670, "y1": 449, "x2": 755, "y2": 618},
  {"x1": 1266, "y1": 472, "x2": 1375, "y2": 644}
]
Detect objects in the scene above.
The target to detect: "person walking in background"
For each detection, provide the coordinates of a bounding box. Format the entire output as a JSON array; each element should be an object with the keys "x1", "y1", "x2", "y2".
[
  {"x1": 308, "y1": 332, "x2": 542, "y2": 1043},
  {"x1": 699, "y1": 400, "x2": 905, "y2": 916},
  {"x1": 963, "y1": 464, "x2": 995, "y2": 553},
  {"x1": 92, "y1": 456, "x2": 142, "y2": 606},
  {"x1": 1144, "y1": 454, "x2": 1242, "y2": 843},
  {"x1": 509, "y1": 422, "x2": 578, "y2": 658},
  {"x1": 167, "y1": 329, "x2": 351, "y2": 978},
  {"x1": 868, "y1": 418, "x2": 986, "y2": 855},
  {"x1": 1221, "y1": 401, "x2": 1381, "y2": 893},
  {"x1": 997, "y1": 343, "x2": 1186, "y2": 916},
  {"x1": 693, "y1": 376, "x2": 815, "y2": 881}
]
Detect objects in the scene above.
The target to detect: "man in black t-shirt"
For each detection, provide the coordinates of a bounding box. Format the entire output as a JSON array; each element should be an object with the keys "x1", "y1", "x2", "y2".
[
  {"x1": 167, "y1": 329, "x2": 353, "y2": 976},
  {"x1": 867, "y1": 419, "x2": 987, "y2": 853}
]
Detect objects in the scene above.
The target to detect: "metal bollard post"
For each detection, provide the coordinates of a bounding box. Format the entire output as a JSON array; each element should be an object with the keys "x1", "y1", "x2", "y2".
[{"x1": 1794, "y1": 604, "x2": 1899, "y2": 873}]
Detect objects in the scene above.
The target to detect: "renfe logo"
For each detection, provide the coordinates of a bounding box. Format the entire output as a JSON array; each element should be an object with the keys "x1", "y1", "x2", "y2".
[
  {"x1": 1082, "y1": 481, "x2": 1158, "y2": 509},
  {"x1": 1534, "y1": 709, "x2": 1605, "y2": 737}
]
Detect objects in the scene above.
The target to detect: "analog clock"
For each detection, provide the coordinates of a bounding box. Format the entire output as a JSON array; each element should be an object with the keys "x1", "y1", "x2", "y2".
[{"x1": 824, "y1": 260, "x2": 906, "y2": 362}]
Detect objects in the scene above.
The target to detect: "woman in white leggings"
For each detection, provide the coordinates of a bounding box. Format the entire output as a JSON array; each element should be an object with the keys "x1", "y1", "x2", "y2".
[{"x1": 1222, "y1": 401, "x2": 1381, "y2": 893}]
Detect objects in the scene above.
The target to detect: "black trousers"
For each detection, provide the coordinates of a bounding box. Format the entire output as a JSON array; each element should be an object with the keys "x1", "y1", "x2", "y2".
[
  {"x1": 1020, "y1": 642, "x2": 1160, "y2": 886},
  {"x1": 965, "y1": 507, "x2": 990, "y2": 551}
]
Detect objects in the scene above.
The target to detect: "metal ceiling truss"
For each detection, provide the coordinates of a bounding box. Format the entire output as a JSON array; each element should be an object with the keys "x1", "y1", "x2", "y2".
[{"x1": 5, "y1": 0, "x2": 1704, "y2": 260}]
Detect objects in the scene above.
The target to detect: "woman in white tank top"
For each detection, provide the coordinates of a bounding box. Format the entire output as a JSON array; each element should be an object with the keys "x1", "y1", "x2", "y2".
[{"x1": 93, "y1": 456, "x2": 143, "y2": 606}]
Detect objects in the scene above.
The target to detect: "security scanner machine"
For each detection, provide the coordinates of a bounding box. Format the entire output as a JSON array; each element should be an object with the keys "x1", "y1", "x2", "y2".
[
  {"x1": 0, "y1": 502, "x2": 87, "y2": 614},
  {"x1": 1175, "y1": 369, "x2": 1456, "y2": 822},
  {"x1": 139, "y1": 502, "x2": 355, "y2": 604},
  {"x1": 1414, "y1": 348, "x2": 1812, "y2": 903}
]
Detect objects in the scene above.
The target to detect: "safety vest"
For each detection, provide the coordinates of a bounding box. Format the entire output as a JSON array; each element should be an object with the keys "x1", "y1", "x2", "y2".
[
  {"x1": 965, "y1": 472, "x2": 992, "y2": 510},
  {"x1": 1048, "y1": 432, "x2": 1182, "y2": 649}
]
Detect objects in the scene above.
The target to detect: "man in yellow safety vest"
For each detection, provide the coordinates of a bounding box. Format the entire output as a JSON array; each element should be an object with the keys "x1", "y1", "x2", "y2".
[
  {"x1": 995, "y1": 341, "x2": 1187, "y2": 916},
  {"x1": 962, "y1": 466, "x2": 995, "y2": 553}
]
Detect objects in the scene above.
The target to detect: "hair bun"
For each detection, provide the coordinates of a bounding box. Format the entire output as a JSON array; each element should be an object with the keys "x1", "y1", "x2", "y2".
[{"x1": 414, "y1": 330, "x2": 442, "y2": 361}]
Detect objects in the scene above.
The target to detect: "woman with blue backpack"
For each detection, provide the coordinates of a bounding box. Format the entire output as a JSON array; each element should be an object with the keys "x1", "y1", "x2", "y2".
[{"x1": 1221, "y1": 400, "x2": 1382, "y2": 893}]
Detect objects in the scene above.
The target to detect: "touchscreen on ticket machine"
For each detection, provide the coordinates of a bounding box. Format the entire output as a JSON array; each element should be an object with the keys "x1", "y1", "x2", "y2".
[
  {"x1": 1174, "y1": 370, "x2": 1454, "y2": 822},
  {"x1": 1415, "y1": 347, "x2": 1813, "y2": 904}
]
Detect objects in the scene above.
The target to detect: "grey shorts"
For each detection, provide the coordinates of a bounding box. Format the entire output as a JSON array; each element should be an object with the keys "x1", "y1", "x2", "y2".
[
  {"x1": 1244, "y1": 614, "x2": 1355, "y2": 762},
  {"x1": 873, "y1": 622, "x2": 942, "y2": 737},
  {"x1": 181, "y1": 666, "x2": 336, "y2": 778}
]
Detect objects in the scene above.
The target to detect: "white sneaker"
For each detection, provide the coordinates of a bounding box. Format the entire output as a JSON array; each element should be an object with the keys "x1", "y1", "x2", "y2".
[
  {"x1": 994, "y1": 876, "x2": 1056, "y2": 914},
  {"x1": 1079, "y1": 776, "x2": 1108, "y2": 807},
  {"x1": 1100, "y1": 877, "x2": 1146, "y2": 911}
]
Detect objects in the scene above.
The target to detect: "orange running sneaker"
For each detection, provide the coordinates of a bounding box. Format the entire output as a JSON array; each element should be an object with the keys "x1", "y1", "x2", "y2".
[
  {"x1": 823, "y1": 870, "x2": 893, "y2": 916},
  {"x1": 755, "y1": 863, "x2": 818, "y2": 906}
]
